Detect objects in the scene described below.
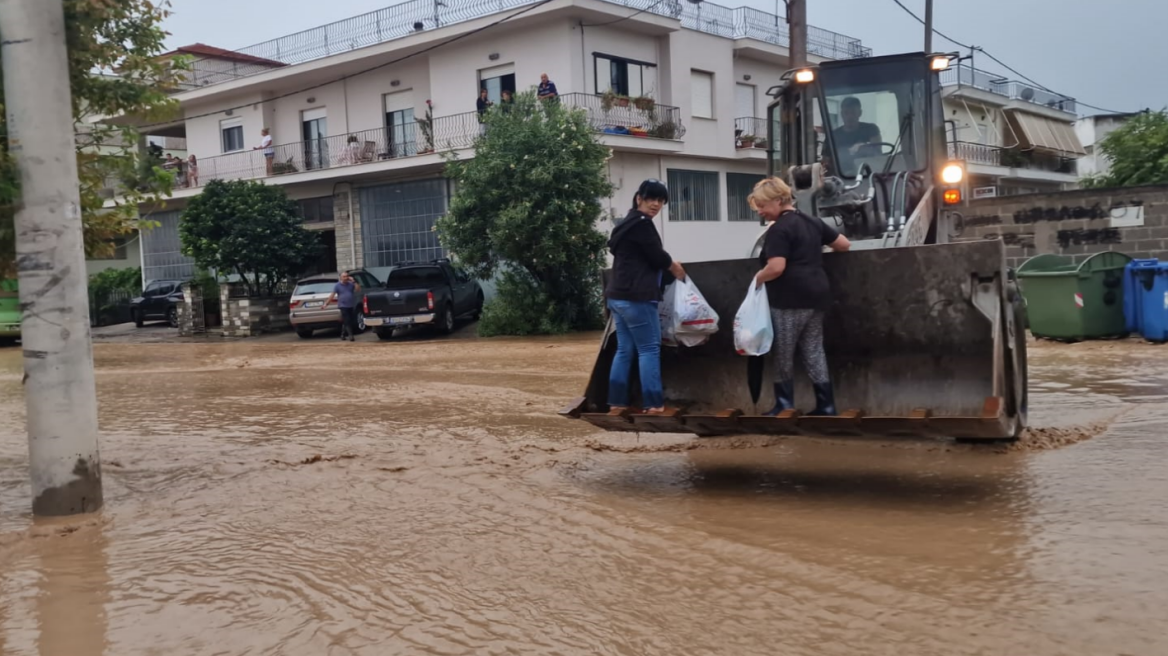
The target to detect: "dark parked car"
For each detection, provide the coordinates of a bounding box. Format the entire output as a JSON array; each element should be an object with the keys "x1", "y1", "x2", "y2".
[
  {"x1": 130, "y1": 279, "x2": 185, "y2": 328},
  {"x1": 363, "y1": 260, "x2": 483, "y2": 340}
]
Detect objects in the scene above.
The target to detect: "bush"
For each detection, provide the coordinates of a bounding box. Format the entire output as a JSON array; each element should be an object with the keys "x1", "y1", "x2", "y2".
[
  {"x1": 89, "y1": 266, "x2": 142, "y2": 295},
  {"x1": 436, "y1": 91, "x2": 612, "y2": 335},
  {"x1": 180, "y1": 179, "x2": 321, "y2": 297}
]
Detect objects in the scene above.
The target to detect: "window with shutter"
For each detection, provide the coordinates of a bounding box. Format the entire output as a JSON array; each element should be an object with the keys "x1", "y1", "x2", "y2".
[{"x1": 691, "y1": 70, "x2": 714, "y2": 119}]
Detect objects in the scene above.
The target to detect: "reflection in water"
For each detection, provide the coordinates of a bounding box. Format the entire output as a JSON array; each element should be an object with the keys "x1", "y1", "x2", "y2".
[{"x1": 0, "y1": 336, "x2": 1166, "y2": 655}]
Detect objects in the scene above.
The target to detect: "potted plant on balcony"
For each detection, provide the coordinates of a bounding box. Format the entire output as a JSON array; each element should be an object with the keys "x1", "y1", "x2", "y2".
[
  {"x1": 418, "y1": 99, "x2": 436, "y2": 154},
  {"x1": 737, "y1": 134, "x2": 757, "y2": 149},
  {"x1": 633, "y1": 95, "x2": 655, "y2": 112},
  {"x1": 649, "y1": 121, "x2": 679, "y2": 140},
  {"x1": 753, "y1": 138, "x2": 769, "y2": 150},
  {"x1": 1001, "y1": 147, "x2": 1027, "y2": 168}
]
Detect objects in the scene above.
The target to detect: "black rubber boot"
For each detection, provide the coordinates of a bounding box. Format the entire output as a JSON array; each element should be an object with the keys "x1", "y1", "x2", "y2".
[
  {"x1": 763, "y1": 381, "x2": 795, "y2": 416},
  {"x1": 807, "y1": 382, "x2": 838, "y2": 416}
]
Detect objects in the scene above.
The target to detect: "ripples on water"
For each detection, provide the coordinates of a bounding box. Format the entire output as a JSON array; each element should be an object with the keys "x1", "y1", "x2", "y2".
[{"x1": 0, "y1": 338, "x2": 1166, "y2": 655}]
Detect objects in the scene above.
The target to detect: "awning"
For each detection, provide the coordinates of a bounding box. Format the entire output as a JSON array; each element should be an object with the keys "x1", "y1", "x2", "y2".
[{"x1": 1004, "y1": 109, "x2": 1087, "y2": 157}]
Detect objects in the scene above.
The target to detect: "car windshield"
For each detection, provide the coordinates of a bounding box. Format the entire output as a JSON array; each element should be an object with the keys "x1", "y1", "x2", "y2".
[
  {"x1": 293, "y1": 281, "x2": 337, "y2": 296},
  {"x1": 818, "y1": 59, "x2": 929, "y2": 179},
  {"x1": 385, "y1": 267, "x2": 445, "y2": 289}
]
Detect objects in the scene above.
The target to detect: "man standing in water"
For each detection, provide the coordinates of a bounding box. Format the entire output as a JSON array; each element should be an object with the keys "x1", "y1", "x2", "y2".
[{"x1": 326, "y1": 271, "x2": 361, "y2": 342}]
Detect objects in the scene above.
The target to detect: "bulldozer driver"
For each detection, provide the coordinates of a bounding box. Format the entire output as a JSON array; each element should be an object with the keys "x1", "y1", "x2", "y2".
[
  {"x1": 749, "y1": 177, "x2": 851, "y2": 416},
  {"x1": 832, "y1": 96, "x2": 883, "y2": 171}
]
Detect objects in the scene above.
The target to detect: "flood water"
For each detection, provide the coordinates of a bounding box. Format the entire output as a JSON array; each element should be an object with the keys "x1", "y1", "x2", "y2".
[{"x1": 1, "y1": 333, "x2": 1166, "y2": 655}]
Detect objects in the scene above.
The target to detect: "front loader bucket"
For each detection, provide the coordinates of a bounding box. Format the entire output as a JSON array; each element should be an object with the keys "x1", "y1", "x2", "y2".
[{"x1": 561, "y1": 239, "x2": 1027, "y2": 441}]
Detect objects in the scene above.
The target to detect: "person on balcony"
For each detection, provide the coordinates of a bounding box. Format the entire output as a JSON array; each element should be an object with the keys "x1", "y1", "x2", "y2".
[
  {"x1": 500, "y1": 89, "x2": 514, "y2": 112},
  {"x1": 476, "y1": 88, "x2": 493, "y2": 135},
  {"x1": 254, "y1": 127, "x2": 274, "y2": 176},
  {"x1": 186, "y1": 155, "x2": 198, "y2": 187},
  {"x1": 538, "y1": 73, "x2": 558, "y2": 102}
]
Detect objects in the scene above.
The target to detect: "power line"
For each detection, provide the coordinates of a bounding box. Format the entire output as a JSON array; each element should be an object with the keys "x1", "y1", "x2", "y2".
[
  {"x1": 134, "y1": 0, "x2": 557, "y2": 131},
  {"x1": 887, "y1": 0, "x2": 1129, "y2": 115}
]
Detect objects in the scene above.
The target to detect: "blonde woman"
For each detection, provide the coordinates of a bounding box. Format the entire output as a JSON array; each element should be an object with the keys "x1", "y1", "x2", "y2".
[{"x1": 749, "y1": 177, "x2": 851, "y2": 416}]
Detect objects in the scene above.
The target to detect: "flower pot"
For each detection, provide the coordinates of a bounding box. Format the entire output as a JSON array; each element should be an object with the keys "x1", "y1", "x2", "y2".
[{"x1": 616, "y1": 98, "x2": 630, "y2": 108}]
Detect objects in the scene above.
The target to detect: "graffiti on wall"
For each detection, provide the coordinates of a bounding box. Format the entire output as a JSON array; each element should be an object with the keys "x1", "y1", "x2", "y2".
[
  {"x1": 983, "y1": 232, "x2": 1037, "y2": 248},
  {"x1": 1056, "y1": 228, "x2": 1122, "y2": 248},
  {"x1": 1012, "y1": 199, "x2": 1145, "y2": 226}
]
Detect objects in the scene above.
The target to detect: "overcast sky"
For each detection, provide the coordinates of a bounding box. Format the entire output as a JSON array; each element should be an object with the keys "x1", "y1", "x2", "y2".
[{"x1": 161, "y1": 0, "x2": 1167, "y2": 116}]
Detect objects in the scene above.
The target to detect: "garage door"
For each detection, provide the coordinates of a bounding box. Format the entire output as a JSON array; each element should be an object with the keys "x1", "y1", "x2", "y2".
[
  {"x1": 141, "y1": 209, "x2": 195, "y2": 283},
  {"x1": 358, "y1": 179, "x2": 448, "y2": 268}
]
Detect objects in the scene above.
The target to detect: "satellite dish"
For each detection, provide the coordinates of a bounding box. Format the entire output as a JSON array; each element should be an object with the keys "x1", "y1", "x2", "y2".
[
  {"x1": 1020, "y1": 87, "x2": 1035, "y2": 101},
  {"x1": 686, "y1": 0, "x2": 702, "y2": 4}
]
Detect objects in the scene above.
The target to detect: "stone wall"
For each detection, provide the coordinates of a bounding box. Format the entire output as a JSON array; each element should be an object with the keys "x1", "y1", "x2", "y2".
[
  {"x1": 954, "y1": 184, "x2": 1168, "y2": 270},
  {"x1": 219, "y1": 283, "x2": 292, "y2": 337},
  {"x1": 178, "y1": 285, "x2": 204, "y2": 337},
  {"x1": 334, "y1": 187, "x2": 364, "y2": 272}
]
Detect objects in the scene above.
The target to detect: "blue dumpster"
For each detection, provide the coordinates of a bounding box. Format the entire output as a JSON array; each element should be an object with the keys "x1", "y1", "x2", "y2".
[
  {"x1": 1124, "y1": 259, "x2": 1160, "y2": 334},
  {"x1": 1125, "y1": 259, "x2": 1168, "y2": 342}
]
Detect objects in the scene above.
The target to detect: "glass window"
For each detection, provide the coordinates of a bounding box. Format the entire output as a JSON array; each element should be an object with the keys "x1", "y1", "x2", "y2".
[
  {"x1": 818, "y1": 59, "x2": 929, "y2": 179},
  {"x1": 479, "y1": 65, "x2": 516, "y2": 104},
  {"x1": 220, "y1": 118, "x2": 244, "y2": 153},
  {"x1": 727, "y1": 173, "x2": 765, "y2": 221},
  {"x1": 667, "y1": 169, "x2": 720, "y2": 222},
  {"x1": 293, "y1": 281, "x2": 337, "y2": 296},
  {"x1": 298, "y1": 197, "x2": 335, "y2": 224},
  {"x1": 385, "y1": 266, "x2": 446, "y2": 289},
  {"x1": 594, "y1": 55, "x2": 656, "y2": 97}
]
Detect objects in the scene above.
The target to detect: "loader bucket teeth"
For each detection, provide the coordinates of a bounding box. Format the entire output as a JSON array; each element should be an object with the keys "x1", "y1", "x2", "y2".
[{"x1": 568, "y1": 239, "x2": 1026, "y2": 442}]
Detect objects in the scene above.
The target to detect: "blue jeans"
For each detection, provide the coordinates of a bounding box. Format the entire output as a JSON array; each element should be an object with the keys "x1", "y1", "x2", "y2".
[{"x1": 607, "y1": 299, "x2": 664, "y2": 409}]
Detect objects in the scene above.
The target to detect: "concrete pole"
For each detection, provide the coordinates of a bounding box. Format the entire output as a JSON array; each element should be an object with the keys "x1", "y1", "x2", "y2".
[
  {"x1": 788, "y1": 0, "x2": 807, "y2": 68},
  {"x1": 0, "y1": 0, "x2": 103, "y2": 516},
  {"x1": 924, "y1": 0, "x2": 934, "y2": 52}
]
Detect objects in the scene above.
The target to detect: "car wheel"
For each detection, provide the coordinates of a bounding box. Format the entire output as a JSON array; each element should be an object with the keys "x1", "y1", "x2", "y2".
[
  {"x1": 375, "y1": 328, "x2": 393, "y2": 341},
  {"x1": 166, "y1": 306, "x2": 179, "y2": 328},
  {"x1": 438, "y1": 304, "x2": 455, "y2": 334},
  {"x1": 356, "y1": 311, "x2": 367, "y2": 334},
  {"x1": 296, "y1": 327, "x2": 314, "y2": 339},
  {"x1": 131, "y1": 308, "x2": 143, "y2": 328}
]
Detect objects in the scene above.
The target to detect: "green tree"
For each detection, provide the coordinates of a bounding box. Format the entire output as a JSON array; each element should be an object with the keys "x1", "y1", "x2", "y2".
[
  {"x1": 436, "y1": 91, "x2": 613, "y2": 335},
  {"x1": 179, "y1": 180, "x2": 322, "y2": 297},
  {"x1": 0, "y1": 0, "x2": 185, "y2": 277},
  {"x1": 1082, "y1": 110, "x2": 1168, "y2": 189}
]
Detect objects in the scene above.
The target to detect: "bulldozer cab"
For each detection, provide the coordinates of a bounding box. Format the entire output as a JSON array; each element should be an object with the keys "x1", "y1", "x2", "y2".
[
  {"x1": 561, "y1": 52, "x2": 1028, "y2": 443},
  {"x1": 763, "y1": 53, "x2": 957, "y2": 249}
]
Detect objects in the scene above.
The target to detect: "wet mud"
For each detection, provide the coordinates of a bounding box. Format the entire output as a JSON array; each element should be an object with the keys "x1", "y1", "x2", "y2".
[{"x1": 1, "y1": 333, "x2": 1166, "y2": 655}]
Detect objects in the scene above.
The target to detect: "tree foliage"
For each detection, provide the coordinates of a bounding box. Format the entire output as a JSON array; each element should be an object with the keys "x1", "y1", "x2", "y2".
[
  {"x1": 0, "y1": 0, "x2": 185, "y2": 277},
  {"x1": 1082, "y1": 110, "x2": 1168, "y2": 189},
  {"x1": 179, "y1": 180, "x2": 322, "y2": 297},
  {"x1": 436, "y1": 91, "x2": 612, "y2": 335}
]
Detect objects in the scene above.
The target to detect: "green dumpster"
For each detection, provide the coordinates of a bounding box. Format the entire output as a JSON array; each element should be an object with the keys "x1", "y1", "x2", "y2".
[{"x1": 1016, "y1": 251, "x2": 1132, "y2": 341}]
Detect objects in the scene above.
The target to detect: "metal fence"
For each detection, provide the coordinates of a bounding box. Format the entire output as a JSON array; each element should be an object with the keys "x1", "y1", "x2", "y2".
[
  {"x1": 89, "y1": 289, "x2": 133, "y2": 327},
  {"x1": 179, "y1": 0, "x2": 869, "y2": 90},
  {"x1": 733, "y1": 116, "x2": 768, "y2": 147},
  {"x1": 141, "y1": 210, "x2": 196, "y2": 283},
  {"x1": 197, "y1": 99, "x2": 685, "y2": 184},
  {"x1": 939, "y1": 64, "x2": 1077, "y2": 113},
  {"x1": 948, "y1": 141, "x2": 1003, "y2": 166}
]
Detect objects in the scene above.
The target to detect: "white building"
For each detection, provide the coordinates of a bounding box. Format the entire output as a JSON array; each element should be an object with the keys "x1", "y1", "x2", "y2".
[
  {"x1": 939, "y1": 63, "x2": 1085, "y2": 199},
  {"x1": 1074, "y1": 111, "x2": 1139, "y2": 181},
  {"x1": 116, "y1": 0, "x2": 870, "y2": 282}
]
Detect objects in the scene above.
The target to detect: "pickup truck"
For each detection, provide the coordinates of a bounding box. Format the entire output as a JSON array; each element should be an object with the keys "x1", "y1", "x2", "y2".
[{"x1": 363, "y1": 260, "x2": 484, "y2": 340}]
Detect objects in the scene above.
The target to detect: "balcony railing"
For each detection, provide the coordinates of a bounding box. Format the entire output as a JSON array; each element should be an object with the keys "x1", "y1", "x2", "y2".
[
  {"x1": 939, "y1": 64, "x2": 1077, "y2": 114},
  {"x1": 948, "y1": 141, "x2": 1076, "y2": 174},
  {"x1": 733, "y1": 117, "x2": 769, "y2": 149},
  {"x1": 178, "y1": 0, "x2": 869, "y2": 91},
  {"x1": 192, "y1": 95, "x2": 685, "y2": 185}
]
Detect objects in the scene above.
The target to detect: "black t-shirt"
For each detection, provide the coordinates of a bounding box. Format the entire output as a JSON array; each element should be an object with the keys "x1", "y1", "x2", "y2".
[
  {"x1": 833, "y1": 122, "x2": 881, "y2": 152},
  {"x1": 760, "y1": 210, "x2": 841, "y2": 310}
]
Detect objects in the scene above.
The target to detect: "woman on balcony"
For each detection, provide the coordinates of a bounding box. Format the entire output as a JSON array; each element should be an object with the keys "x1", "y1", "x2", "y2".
[{"x1": 605, "y1": 179, "x2": 686, "y2": 415}]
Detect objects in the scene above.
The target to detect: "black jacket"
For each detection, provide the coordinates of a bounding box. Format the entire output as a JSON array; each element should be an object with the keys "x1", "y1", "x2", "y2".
[{"x1": 605, "y1": 210, "x2": 673, "y2": 302}]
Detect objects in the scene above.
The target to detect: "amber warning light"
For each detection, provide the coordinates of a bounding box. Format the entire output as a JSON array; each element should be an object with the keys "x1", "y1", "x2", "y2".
[{"x1": 943, "y1": 189, "x2": 962, "y2": 205}]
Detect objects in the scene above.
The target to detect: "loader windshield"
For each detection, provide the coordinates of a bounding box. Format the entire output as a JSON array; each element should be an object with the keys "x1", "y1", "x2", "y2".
[{"x1": 818, "y1": 59, "x2": 929, "y2": 179}]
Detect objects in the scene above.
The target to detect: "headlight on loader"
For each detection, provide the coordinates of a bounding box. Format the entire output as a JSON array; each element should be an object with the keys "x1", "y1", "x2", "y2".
[{"x1": 941, "y1": 162, "x2": 964, "y2": 185}]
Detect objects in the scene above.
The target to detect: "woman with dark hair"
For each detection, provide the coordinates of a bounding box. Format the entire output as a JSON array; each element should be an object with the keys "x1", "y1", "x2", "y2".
[{"x1": 605, "y1": 179, "x2": 687, "y2": 414}]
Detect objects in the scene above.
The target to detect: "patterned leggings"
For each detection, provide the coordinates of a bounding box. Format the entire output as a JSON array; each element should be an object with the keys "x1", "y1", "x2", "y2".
[{"x1": 769, "y1": 308, "x2": 831, "y2": 384}]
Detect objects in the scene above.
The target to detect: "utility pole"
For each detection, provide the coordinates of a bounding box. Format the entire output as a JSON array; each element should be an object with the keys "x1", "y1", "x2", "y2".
[
  {"x1": 787, "y1": 0, "x2": 807, "y2": 67},
  {"x1": 924, "y1": 0, "x2": 934, "y2": 52},
  {"x1": 0, "y1": 0, "x2": 103, "y2": 516}
]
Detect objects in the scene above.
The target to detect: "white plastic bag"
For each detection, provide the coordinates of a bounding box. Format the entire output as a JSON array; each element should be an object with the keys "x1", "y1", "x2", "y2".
[
  {"x1": 733, "y1": 281, "x2": 774, "y2": 356},
  {"x1": 670, "y1": 277, "x2": 720, "y2": 347},
  {"x1": 658, "y1": 281, "x2": 678, "y2": 347}
]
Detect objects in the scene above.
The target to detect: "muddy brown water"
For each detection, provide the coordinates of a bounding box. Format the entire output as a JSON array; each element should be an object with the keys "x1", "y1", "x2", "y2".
[{"x1": 1, "y1": 334, "x2": 1166, "y2": 655}]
